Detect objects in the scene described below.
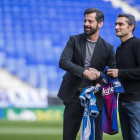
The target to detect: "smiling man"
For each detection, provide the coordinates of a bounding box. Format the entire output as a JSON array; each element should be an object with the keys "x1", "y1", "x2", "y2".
[
  {"x1": 107, "y1": 14, "x2": 140, "y2": 140},
  {"x1": 58, "y1": 8, "x2": 116, "y2": 140}
]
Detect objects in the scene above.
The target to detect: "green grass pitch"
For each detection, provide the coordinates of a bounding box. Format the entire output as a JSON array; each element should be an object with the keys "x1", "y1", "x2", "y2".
[{"x1": 0, "y1": 120, "x2": 122, "y2": 140}]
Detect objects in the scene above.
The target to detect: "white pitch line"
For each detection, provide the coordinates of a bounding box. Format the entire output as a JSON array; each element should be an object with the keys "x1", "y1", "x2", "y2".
[{"x1": 0, "y1": 127, "x2": 62, "y2": 135}]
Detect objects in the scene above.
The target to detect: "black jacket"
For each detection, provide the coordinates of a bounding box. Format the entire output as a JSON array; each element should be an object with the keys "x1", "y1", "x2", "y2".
[{"x1": 58, "y1": 33, "x2": 116, "y2": 110}]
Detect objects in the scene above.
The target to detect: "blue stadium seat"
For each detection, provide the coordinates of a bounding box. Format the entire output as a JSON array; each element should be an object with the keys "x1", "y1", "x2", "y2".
[{"x1": 0, "y1": 0, "x2": 140, "y2": 93}]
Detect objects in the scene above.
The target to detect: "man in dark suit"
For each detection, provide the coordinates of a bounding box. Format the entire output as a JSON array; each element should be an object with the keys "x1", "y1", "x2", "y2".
[{"x1": 58, "y1": 8, "x2": 116, "y2": 140}]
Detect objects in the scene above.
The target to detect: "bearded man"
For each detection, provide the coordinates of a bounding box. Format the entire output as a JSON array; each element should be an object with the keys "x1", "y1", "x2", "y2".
[{"x1": 58, "y1": 8, "x2": 116, "y2": 140}]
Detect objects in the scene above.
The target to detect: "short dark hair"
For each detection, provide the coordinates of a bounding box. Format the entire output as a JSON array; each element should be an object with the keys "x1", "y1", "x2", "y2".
[
  {"x1": 118, "y1": 14, "x2": 136, "y2": 32},
  {"x1": 84, "y1": 8, "x2": 104, "y2": 23}
]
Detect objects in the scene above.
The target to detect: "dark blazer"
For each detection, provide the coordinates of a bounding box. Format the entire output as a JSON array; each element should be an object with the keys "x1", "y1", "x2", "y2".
[{"x1": 58, "y1": 33, "x2": 116, "y2": 110}]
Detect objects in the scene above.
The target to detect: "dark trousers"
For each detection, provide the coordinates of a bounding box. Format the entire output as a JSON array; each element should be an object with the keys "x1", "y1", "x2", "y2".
[
  {"x1": 119, "y1": 101, "x2": 140, "y2": 140},
  {"x1": 63, "y1": 92, "x2": 103, "y2": 140}
]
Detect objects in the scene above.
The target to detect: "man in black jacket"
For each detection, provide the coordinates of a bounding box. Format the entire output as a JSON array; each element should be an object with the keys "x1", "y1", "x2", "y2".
[
  {"x1": 107, "y1": 14, "x2": 140, "y2": 140},
  {"x1": 58, "y1": 8, "x2": 116, "y2": 140}
]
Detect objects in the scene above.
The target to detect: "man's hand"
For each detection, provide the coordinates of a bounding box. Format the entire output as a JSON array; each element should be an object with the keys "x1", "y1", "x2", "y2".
[
  {"x1": 83, "y1": 68, "x2": 101, "y2": 80},
  {"x1": 89, "y1": 68, "x2": 101, "y2": 79},
  {"x1": 94, "y1": 83, "x2": 101, "y2": 93},
  {"x1": 107, "y1": 69, "x2": 119, "y2": 78},
  {"x1": 83, "y1": 69, "x2": 97, "y2": 80}
]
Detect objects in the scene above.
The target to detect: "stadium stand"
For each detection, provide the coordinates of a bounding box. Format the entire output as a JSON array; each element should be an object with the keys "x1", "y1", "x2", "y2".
[
  {"x1": 122, "y1": 0, "x2": 140, "y2": 11},
  {"x1": 0, "y1": 0, "x2": 140, "y2": 99},
  {"x1": 0, "y1": 68, "x2": 48, "y2": 108}
]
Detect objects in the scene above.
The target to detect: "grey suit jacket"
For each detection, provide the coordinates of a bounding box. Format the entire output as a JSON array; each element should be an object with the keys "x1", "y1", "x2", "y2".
[{"x1": 58, "y1": 33, "x2": 116, "y2": 110}]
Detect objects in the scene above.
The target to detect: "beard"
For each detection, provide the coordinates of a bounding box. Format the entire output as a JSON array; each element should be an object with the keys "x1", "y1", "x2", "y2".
[{"x1": 84, "y1": 25, "x2": 98, "y2": 36}]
